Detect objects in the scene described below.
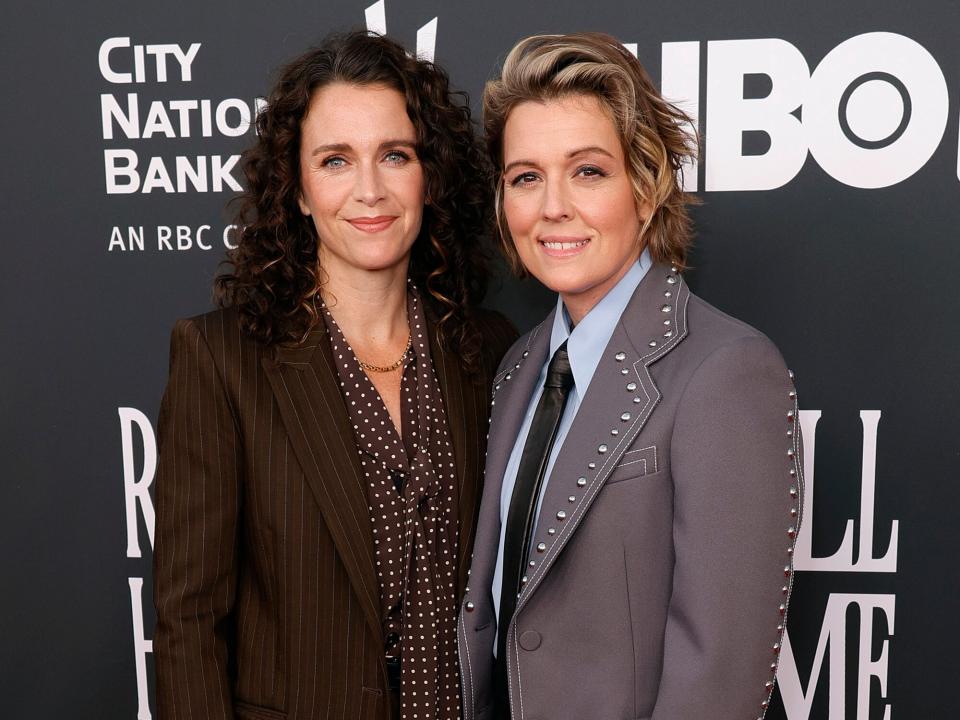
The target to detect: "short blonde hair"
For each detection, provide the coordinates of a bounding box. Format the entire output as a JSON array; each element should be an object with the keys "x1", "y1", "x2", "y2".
[{"x1": 483, "y1": 32, "x2": 699, "y2": 273}]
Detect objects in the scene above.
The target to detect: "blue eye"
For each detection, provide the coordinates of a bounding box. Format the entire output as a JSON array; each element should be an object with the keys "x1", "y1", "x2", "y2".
[
  {"x1": 322, "y1": 156, "x2": 346, "y2": 169},
  {"x1": 384, "y1": 150, "x2": 410, "y2": 164}
]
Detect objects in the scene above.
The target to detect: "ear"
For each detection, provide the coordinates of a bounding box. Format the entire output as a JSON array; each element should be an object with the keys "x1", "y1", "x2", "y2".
[{"x1": 298, "y1": 193, "x2": 311, "y2": 216}]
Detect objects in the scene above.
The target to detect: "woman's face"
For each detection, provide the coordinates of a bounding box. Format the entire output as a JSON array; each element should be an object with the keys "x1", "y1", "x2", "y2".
[
  {"x1": 298, "y1": 82, "x2": 426, "y2": 279},
  {"x1": 501, "y1": 93, "x2": 646, "y2": 322}
]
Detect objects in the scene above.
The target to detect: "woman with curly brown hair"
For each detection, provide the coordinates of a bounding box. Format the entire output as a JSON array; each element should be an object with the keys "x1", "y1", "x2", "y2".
[{"x1": 152, "y1": 31, "x2": 516, "y2": 720}]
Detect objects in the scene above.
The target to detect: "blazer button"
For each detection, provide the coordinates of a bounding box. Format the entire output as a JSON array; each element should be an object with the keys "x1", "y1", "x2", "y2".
[{"x1": 519, "y1": 630, "x2": 542, "y2": 651}]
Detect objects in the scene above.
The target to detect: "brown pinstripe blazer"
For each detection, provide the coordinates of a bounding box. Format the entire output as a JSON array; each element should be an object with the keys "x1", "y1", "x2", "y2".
[{"x1": 153, "y1": 304, "x2": 517, "y2": 720}]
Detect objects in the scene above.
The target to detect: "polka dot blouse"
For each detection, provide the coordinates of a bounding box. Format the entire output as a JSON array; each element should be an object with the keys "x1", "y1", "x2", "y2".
[{"x1": 321, "y1": 286, "x2": 461, "y2": 720}]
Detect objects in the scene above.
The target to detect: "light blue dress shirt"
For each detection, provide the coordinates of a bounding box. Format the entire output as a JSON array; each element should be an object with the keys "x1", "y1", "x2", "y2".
[{"x1": 491, "y1": 249, "x2": 652, "y2": 651}]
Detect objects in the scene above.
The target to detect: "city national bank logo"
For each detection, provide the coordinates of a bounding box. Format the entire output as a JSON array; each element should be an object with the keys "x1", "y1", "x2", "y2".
[{"x1": 99, "y1": 37, "x2": 262, "y2": 196}]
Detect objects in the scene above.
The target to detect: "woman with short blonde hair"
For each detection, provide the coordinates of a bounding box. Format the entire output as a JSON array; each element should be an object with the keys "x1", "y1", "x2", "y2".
[{"x1": 459, "y1": 32, "x2": 802, "y2": 720}]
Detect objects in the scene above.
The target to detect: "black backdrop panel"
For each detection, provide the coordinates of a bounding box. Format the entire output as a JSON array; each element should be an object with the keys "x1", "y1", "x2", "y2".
[{"x1": 3, "y1": 1, "x2": 958, "y2": 718}]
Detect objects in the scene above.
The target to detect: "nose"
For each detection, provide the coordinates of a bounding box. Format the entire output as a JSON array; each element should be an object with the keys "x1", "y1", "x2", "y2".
[
  {"x1": 353, "y1": 160, "x2": 386, "y2": 206},
  {"x1": 541, "y1": 178, "x2": 573, "y2": 222}
]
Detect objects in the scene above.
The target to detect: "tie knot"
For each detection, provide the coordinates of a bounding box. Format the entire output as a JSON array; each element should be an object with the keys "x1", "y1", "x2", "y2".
[{"x1": 545, "y1": 342, "x2": 574, "y2": 390}]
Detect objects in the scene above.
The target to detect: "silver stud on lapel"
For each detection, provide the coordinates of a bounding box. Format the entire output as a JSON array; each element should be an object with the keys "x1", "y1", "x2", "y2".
[
  {"x1": 788, "y1": 369, "x2": 795, "y2": 380},
  {"x1": 663, "y1": 330, "x2": 673, "y2": 338},
  {"x1": 661, "y1": 304, "x2": 672, "y2": 313},
  {"x1": 633, "y1": 397, "x2": 642, "y2": 404},
  {"x1": 529, "y1": 560, "x2": 536, "y2": 568},
  {"x1": 547, "y1": 527, "x2": 556, "y2": 535},
  {"x1": 663, "y1": 319, "x2": 671, "y2": 326},
  {"x1": 664, "y1": 290, "x2": 672, "y2": 298},
  {"x1": 522, "y1": 351, "x2": 529, "y2": 358},
  {"x1": 789, "y1": 390, "x2": 797, "y2": 399},
  {"x1": 568, "y1": 495, "x2": 576, "y2": 503},
  {"x1": 666, "y1": 275, "x2": 677, "y2": 284},
  {"x1": 505, "y1": 373, "x2": 512, "y2": 381},
  {"x1": 626, "y1": 382, "x2": 637, "y2": 391},
  {"x1": 536, "y1": 542, "x2": 546, "y2": 553},
  {"x1": 621, "y1": 368, "x2": 630, "y2": 375},
  {"x1": 577, "y1": 476, "x2": 587, "y2": 486},
  {"x1": 465, "y1": 601, "x2": 475, "y2": 612},
  {"x1": 615, "y1": 351, "x2": 627, "y2": 361},
  {"x1": 610, "y1": 429, "x2": 619, "y2": 436},
  {"x1": 598, "y1": 444, "x2": 608, "y2": 454},
  {"x1": 648, "y1": 340, "x2": 657, "y2": 348},
  {"x1": 556, "y1": 510, "x2": 567, "y2": 520},
  {"x1": 621, "y1": 412, "x2": 631, "y2": 421},
  {"x1": 588, "y1": 462, "x2": 596, "y2": 469},
  {"x1": 787, "y1": 448, "x2": 795, "y2": 458}
]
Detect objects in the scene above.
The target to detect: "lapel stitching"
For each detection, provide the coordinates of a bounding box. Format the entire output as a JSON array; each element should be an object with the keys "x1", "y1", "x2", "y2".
[
  {"x1": 492, "y1": 319, "x2": 545, "y2": 390},
  {"x1": 515, "y1": 268, "x2": 691, "y2": 609}
]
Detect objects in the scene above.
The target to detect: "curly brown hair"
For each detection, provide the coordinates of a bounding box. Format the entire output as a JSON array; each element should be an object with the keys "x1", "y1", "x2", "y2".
[
  {"x1": 216, "y1": 31, "x2": 492, "y2": 363},
  {"x1": 483, "y1": 32, "x2": 699, "y2": 272}
]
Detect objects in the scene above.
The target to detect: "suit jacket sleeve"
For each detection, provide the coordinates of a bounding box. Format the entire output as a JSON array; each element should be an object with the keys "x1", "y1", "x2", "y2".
[
  {"x1": 153, "y1": 318, "x2": 240, "y2": 720},
  {"x1": 652, "y1": 334, "x2": 800, "y2": 719}
]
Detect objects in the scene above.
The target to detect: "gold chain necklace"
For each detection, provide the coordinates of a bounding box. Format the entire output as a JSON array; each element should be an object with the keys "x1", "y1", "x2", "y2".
[{"x1": 356, "y1": 333, "x2": 413, "y2": 373}]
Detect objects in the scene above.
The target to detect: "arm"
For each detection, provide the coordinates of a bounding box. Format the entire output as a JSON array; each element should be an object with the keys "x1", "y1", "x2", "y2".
[
  {"x1": 652, "y1": 335, "x2": 801, "y2": 719},
  {"x1": 153, "y1": 318, "x2": 240, "y2": 720}
]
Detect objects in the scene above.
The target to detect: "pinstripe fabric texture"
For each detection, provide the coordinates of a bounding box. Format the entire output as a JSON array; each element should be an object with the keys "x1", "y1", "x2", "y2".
[{"x1": 153, "y1": 305, "x2": 517, "y2": 720}]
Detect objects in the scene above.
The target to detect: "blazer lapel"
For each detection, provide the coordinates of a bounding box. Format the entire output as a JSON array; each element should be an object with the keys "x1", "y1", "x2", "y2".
[
  {"x1": 515, "y1": 263, "x2": 691, "y2": 613},
  {"x1": 465, "y1": 313, "x2": 553, "y2": 605},
  {"x1": 261, "y1": 327, "x2": 381, "y2": 638},
  {"x1": 427, "y1": 314, "x2": 483, "y2": 598}
]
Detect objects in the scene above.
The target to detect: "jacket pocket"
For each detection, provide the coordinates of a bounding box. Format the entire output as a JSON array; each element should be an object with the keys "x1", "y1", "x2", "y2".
[
  {"x1": 235, "y1": 701, "x2": 287, "y2": 720},
  {"x1": 361, "y1": 686, "x2": 383, "y2": 720},
  {"x1": 605, "y1": 445, "x2": 658, "y2": 485}
]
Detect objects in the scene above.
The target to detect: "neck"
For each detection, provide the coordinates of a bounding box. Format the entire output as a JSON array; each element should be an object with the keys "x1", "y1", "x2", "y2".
[{"x1": 321, "y1": 262, "x2": 411, "y2": 345}]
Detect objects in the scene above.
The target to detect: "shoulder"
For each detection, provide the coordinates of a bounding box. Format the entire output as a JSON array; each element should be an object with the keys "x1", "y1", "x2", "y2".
[
  {"x1": 674, "y1": 290, "x2": 793, "y2": 400},
  {"x1": 493, "y1": 315, "x2": 549, "y2": 380},
  {"x1": 681, "y1": 290, "x2": 787, "y2": 364},
  {"x1": 167, "y1": 306, "x2": 266, "y2": 368},
  {"x1": 471, "y1": 307, "x2": 520, "y2": 373}
]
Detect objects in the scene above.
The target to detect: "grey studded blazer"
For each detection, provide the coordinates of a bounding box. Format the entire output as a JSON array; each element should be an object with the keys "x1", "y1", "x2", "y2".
[{"x1": 458, "y1": 263, "x2": 804, "y2": 720}]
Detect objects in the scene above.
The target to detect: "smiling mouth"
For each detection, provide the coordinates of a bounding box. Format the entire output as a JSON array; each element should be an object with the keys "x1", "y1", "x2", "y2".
[
  {"x1": 541, "y1": 239, "x2": 589, "y2": 250},
  {"x1": 539, "y1": 238, "x2": 590, "y2": 257},
  {"x1": 347, "y1": 216, "x2": 398, "y2": 233}
]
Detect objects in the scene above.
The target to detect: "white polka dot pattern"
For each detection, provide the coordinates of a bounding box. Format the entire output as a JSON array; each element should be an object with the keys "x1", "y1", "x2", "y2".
[{"x1": 322, "y1": 286, "x2": 461, "y2": 720}]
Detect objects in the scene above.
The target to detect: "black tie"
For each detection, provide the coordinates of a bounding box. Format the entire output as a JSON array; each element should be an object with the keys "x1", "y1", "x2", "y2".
[{"x1": 494, "y1": 342, "x2": 575, "y2": 718}]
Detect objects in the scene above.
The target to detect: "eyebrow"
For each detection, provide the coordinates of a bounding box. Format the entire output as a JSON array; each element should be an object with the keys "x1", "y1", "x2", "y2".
[
  {"x1": 503, "y1": 145, "x2": 616, "y2": 174},
  {"x1": 310, "y1": 139, "x2": 418, "y2": 157}
]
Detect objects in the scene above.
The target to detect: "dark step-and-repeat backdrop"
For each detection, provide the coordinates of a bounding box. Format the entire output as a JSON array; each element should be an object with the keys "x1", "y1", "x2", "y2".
[{"x1": 4, "y1": 1, "x2": 958, "y2": 718}]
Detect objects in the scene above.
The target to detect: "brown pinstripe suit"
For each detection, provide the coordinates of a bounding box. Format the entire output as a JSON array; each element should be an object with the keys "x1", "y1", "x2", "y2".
[{"x1": 153, "y1": 305, "x2": 517, "y2": 720}]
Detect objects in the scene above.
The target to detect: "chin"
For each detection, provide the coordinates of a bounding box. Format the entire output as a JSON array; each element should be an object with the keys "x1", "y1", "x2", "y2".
[{"x1": 528, "y1": 265, "x2": 596, "y2": 296}]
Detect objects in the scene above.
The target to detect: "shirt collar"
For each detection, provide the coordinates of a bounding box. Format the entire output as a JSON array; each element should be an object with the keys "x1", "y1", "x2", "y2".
[{"x1": 549, "y1": 247, "x2": 653, "y2": 395}]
